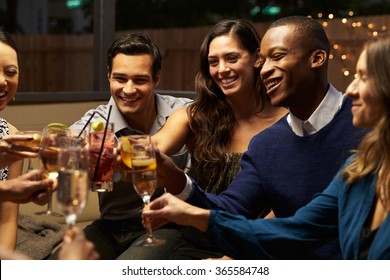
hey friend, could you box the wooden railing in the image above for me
[10,14,390,96]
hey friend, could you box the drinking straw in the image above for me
[93,105,112,181]
[77,111,96,138]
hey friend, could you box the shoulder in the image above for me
[167,107,189,123]
[252,116,290,140]
[155,93,193,109]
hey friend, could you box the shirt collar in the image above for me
[109,94,176,136]
[150,94,174,134]
[287,84,345,136]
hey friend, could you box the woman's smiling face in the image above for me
[346,49,384,129]
[0,41,19,111]
[208,34,259,98]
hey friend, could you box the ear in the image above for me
[254,48,261,68]
[310,49,327,69]
[154,72,161,87]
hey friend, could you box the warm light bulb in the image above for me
[329,54,334,59]
[373,31,378,36]
[342,18,348,24]
[328,14,334,19]
[341,54,347,60]
[322,21,328,27]
[348,11,354,16]
[317,12,323,18]
[382,26,387,31]
[343,70,350,76]
[368,23,374,29]
[333,44,339,50]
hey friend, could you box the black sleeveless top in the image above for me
[359,201,379,259]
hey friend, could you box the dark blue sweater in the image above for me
[188,98,367,259]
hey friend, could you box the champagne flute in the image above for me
[130,135,165,246]
[57,146,89,229]
[36,126,70,216]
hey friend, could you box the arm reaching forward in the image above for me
[143,193,210,232]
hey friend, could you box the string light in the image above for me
[314,11,388,82]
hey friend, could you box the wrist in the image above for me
[192,207,210,232]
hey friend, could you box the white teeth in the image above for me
[0,92,6,97]
[265,79,281,90]
[221,77,237,84]
[119,94,140,102]
[122,97,137,102]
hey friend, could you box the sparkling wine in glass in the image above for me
[36,125,70,216]
[130,135,165,246]
[57,147,89,228]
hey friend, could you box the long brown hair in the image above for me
[342,33,390,207]
[188,19,265,185]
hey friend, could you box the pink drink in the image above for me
[89,123,115,192]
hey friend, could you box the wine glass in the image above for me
[57,146,89,229]
[130,135,166,246]
[35,126,70,216]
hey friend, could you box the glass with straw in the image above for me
[88,107,115,192]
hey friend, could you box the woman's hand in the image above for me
[0,135,40,168]
[0,169,53,204]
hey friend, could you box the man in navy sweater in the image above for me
[156,16,367,259]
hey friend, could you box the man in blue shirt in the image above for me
[156,16,367,259]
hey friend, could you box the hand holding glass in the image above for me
[130,135,165,246]
[14,130,42,171]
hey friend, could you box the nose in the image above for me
[260,59,272,80]
[123,80,136,94]
[0,73,6,86]
[345,78,358,98]
[218,61,230,73]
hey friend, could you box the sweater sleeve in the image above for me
[206,173,342,259]
[187,146,269,219]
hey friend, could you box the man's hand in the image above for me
[143,193,210,232]
[155,149,187,194]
